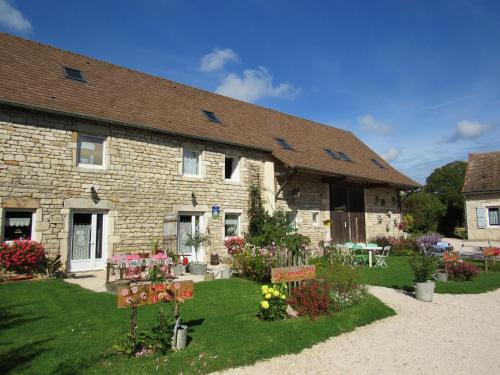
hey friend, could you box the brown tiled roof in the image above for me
[0,33,418,188]
[463,151,500,193]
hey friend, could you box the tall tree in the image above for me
[403,191,446,233]
[425,160,467,235]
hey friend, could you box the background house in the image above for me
[463,151,500,240]
[0,33,418,272]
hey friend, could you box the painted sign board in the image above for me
[271,265,316,283]
[211,205,220,219]
[117,280,194,308]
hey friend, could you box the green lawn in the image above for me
[0,278,394,375]
[358,256,500,294]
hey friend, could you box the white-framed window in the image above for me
[488,207,499,226]
[183,149,201,177]
[2,210,36,242]
[224,213,240,237]
[312,211,320,226]
[224,156,240,181]
[77,134,105,168]
[286,211,297,230]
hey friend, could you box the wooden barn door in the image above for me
[330,183,366,243]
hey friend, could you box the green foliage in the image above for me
[140,304,176,354]
[425,160,467,235]
[42,254,64,279]
[232,245,277,282]
[403,191,446,233]
[285,233,311,256]
[249,210,289,247]
[0,279,394,374]
[248,184,267,238]
[408,254,438,282]
[257,283,288,321]
[184,232,211,262]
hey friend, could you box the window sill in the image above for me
[181,175,204,182]
[75,166,108,174]
[224,179,242,185]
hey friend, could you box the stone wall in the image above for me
[275,168,330,250]
[465,193,500,240]
[0,106,271,268]
[364,187,403,240]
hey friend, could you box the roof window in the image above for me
[371,158,385,168]
[275,138,293,150]
[337,151,353,162]
[324,149,340,160]
[63,67,85,82]
[203,110,221,123]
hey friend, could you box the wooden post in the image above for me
[106,262,111,284]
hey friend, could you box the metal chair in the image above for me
[374,246,390,268]
[353,247,368,266]
[338,244,354,265]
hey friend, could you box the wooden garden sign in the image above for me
[117,280,194,308]
[271,265,316,283]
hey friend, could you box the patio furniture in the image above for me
[337,244,354,265]
[374,246,391,268]
[353,248,368,266]
[344,242,383,267]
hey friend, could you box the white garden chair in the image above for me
[374,246,390,268]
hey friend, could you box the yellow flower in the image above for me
[261,285,268,292]
[268,288,274,294]
[261,301,270,309]
[273,290,280,297]
[265,293,272,300]
[280,294,286,300]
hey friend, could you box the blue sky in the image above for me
[1,0,500,183]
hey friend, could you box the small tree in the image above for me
[403,191,446,233]
[248,184,268,238]
[184,233,210,263]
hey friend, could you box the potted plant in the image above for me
[183,233,210,275]
[409,254,438,302]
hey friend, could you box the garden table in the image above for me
[344,244,382,267]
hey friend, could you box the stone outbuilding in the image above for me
[463,151,500,240]
[0,33,418,272]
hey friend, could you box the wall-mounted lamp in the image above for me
[191,192,197,206]
[90,186,100,204]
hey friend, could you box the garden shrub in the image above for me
[314,259,365,311]
[409,254,438,282]
[257,283,288,321]
[288,279,331,319]
[371,235,418,256]
[415,232,442,254]
[0,240,46,274]
[446,261,480,281]
[232,244,279,282]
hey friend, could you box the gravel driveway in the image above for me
[216,286,500,375]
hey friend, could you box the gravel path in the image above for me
[216,286,500,375]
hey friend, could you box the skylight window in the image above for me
[203,110,221,123]
[337,152,353,162]
[63,67,85,82]
[324,149,340,160]
[275,138,293,150]
[371,158,385,168]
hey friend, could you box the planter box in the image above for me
[189,262,207,275]
[415,281,435,302]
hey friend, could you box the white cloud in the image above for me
[215,67,300,103]
[0,0,32,33]
[199,48,239,72]
[449,120,495,142]
[381,147,401,162]
[357,114,391,135]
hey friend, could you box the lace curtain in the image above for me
[183,150,199,175]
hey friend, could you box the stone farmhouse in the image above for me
[463,151,500,240]
[0,34,418,272]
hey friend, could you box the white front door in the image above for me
[177,214,204,262]
[70,212,107,272]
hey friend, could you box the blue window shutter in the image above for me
[476,207,486,229]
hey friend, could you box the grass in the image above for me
[0,278,394,375]
[358,256,500,294]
